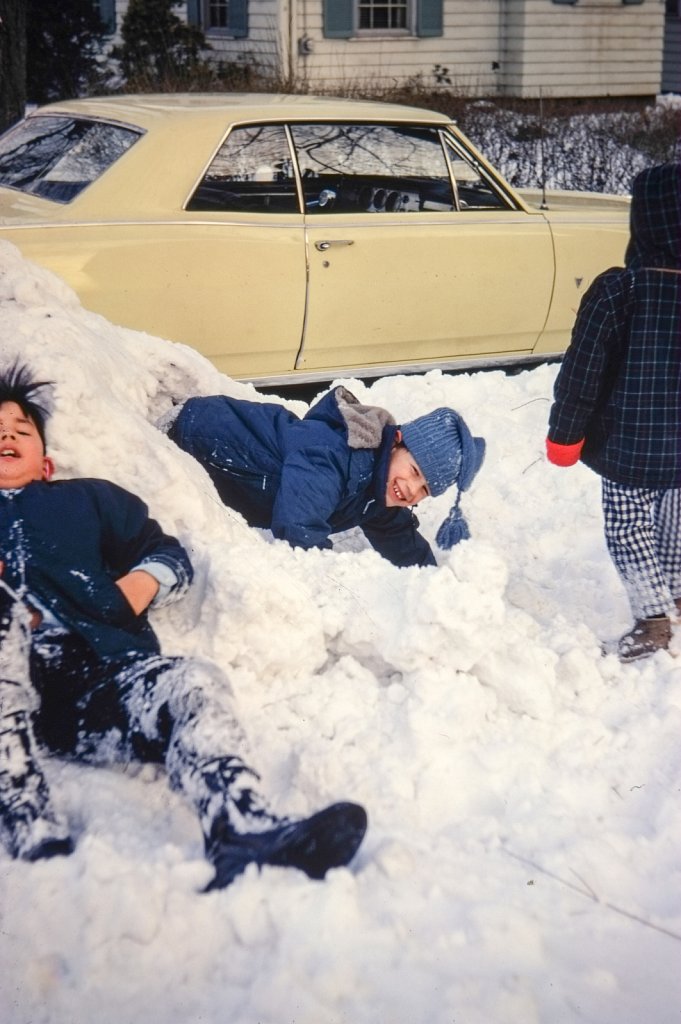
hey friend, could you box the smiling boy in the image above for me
[0,364,366,884]
[164,385,485,566]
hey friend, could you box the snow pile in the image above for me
[0,240,679,1024]
[465,95,681,195]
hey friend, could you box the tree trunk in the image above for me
[0,0,27,133]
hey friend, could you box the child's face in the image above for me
[385,438,429,507]
[0,402,53,489]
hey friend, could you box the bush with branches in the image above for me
[115,0,212,90]
[26,0,106,103]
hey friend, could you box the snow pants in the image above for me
[602,479,681,619]
[0,594,269,859]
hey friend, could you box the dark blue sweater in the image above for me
[0,479,192,658]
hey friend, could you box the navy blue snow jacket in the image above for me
[0,479,193,658]
[168,385,436,568]
[548,162,681,487]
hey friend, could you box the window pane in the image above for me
[187,124,299,213]
[291,123,455,213]
[0,116,141,203]
[444,136,511,211]
[358,0,408,29]
[208,0,229,28]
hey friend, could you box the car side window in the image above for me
[187,124,298,213]
[289,123,455,214]
[443,136,513,211]
[0,116,141,203]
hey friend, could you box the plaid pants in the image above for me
[602,479,681,619]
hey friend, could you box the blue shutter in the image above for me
[323,0,353,38]
[417,0,443,36]
[98,0,116,33]
[186,0,201,25]
[229,0,249,36]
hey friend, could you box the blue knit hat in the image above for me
[400,407,485,549]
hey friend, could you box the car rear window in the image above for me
[0,115,141,203]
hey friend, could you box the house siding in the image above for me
[287,0,501,93]
[203,0,281,76]
[499,0,666,98]
[105,0,667,99]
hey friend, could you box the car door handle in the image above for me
[315,240,355,251]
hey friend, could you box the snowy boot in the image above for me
[0,705,74,860]
[204,800,368,891]
[0,598,73,860]
[184,753,366,890]
[617,616,672,663]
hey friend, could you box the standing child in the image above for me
[546,162,681,662]
[0,363,366,886]
[163,385,485,566]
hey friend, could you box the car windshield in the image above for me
[0,115,141,203]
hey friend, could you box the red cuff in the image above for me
[546,437,584,467]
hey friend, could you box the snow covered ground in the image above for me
[0,238,679,1024]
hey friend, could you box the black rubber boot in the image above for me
[204,801,367,891]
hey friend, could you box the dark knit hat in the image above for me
[400,407,485,549]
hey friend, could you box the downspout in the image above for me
[287,0,297,86]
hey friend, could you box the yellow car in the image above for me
[0,93,629,386]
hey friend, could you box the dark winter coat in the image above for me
[0,479,192,658]
[168,386,436,568]
[548,162,681,488]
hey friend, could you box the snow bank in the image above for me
[0,240,679,1024]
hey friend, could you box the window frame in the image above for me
[356,0,412,36]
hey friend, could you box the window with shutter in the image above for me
[190,0,249,35]
[323,0,442,37]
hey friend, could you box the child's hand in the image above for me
[116,570,160,616]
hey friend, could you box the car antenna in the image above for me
[539,89,549,211]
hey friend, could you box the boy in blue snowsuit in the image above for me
[166,385,485,563]
[0,364,366,886]
[546,162,681,662]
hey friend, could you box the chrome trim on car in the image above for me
[243,351,564,388]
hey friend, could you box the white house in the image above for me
[99,0,672,98]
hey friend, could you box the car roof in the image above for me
[37,93,452,131]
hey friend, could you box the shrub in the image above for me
[115,0,210,89]
[26,0,106,103]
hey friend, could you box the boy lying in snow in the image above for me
[164,385,485,566]
[0,363,366,887]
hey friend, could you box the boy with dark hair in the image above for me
[0,363,366,885]
[546,162,681,662]
[163,385,485,566]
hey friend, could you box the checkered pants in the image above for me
[602,479,681,619]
